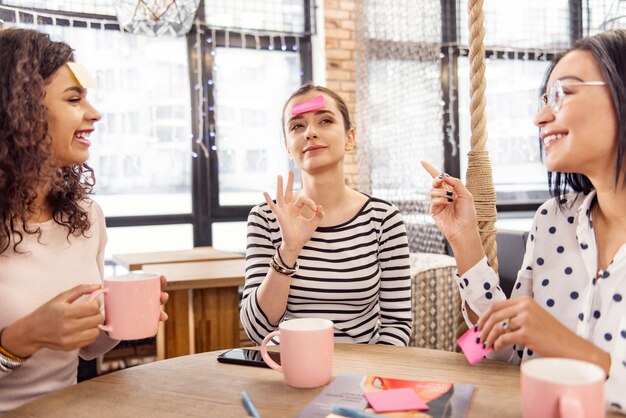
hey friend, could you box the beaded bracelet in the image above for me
[269,254,298,277]
[276,248,297,270]
[273,250,299,273]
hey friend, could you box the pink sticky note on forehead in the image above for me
[457,327,493,366]
[364,388,429,413]
[291,95,325,115]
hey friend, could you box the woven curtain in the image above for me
[355,0,446,254]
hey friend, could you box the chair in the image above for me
[495,229,529,297]
[409,252,460,351]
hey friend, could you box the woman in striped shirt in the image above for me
[240,84,412,346]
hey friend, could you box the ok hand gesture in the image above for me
[263,171,325,264]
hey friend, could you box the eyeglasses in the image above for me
[539,79,607,113]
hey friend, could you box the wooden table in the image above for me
[9,344,619,418]
[112,246,243,271]
[143,259,246,359]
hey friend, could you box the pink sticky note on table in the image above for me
[457,326,493,365]
[291,95,324,115]
[364,388,429,413]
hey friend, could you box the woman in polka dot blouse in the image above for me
[423,29,626,413]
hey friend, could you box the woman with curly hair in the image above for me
[0,28,167,411]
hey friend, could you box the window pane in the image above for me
[37,26,193,216]
[365,0,441,43]
[583,0,626,35]
[458,0,570,49]
[3,0,116,15]
[211,222,246,253]
[213,47,300,206]
[105,224,194,266]
[458,57,551,205]
[203,0,306,33]
[365,60,444,202]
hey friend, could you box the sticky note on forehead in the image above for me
[291,95,324,115]
[66,62,97,88]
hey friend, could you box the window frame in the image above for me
[440,0,584,213]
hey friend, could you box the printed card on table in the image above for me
[297,374,474,418]
[364,387,429,413]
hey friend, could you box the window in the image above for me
[445,0,625,210]
[204,0,307,33]
[457,56,551,206]
[2,0,116,15]
[213,47,301,206]
[105,224,194,263]
[458,0,571,50]
[245,149,267,172]
[2,2,313,256]
[583,0,626,35]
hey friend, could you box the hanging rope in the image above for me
[453,0,499,346]
[466,0,498,273]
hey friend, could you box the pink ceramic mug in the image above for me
[88,273,161,340]
[261,318,334,388]
[521,358,606,418]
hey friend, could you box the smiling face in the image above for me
[44,64,101,167]
[282,91,355,175]
[533,50,617,178]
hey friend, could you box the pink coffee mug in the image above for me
[521,357,606,418]
[88,273,161,340]
[261,318,334,388]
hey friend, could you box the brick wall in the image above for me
[324,0,359,190]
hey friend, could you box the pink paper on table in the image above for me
[364,388,429,413]
[457,327,493,365]
[291,95,324,115]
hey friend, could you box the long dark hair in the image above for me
[541,29,626,204]
[0,28,95,254]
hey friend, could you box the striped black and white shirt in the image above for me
[240,195,413,346]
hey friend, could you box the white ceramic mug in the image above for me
[89,273,161,340]
[260,318,334,388]
[521,358,606,418]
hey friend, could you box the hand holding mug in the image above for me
[158,275,169,322]
[1,284,105,358]
[88,273,164,340]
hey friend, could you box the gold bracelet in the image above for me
[0,328,28,362]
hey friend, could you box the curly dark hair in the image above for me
[0,28,95,254]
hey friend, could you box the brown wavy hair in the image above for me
[0,28,95,254]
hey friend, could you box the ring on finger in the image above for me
[501,318,511,333]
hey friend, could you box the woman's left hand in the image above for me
[477,296,580,357]
[159,275,169,322]
[477,296,611,373]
